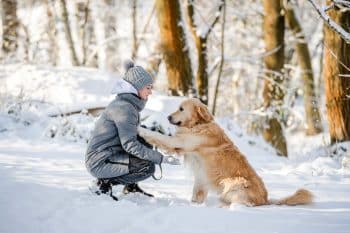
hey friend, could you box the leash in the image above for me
[152,163,163,180]
[109,189,119,201]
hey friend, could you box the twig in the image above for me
[211,0,225,115]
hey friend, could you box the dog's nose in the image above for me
[167,115,172,122]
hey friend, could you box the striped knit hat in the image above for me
[123,60,153,91]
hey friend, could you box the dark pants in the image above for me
[108,136,155,185]
[108,156,155,185]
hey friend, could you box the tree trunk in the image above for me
[77,0,90,65]
[45,0,58,65]
[186,1,207,104]
[78,0,99,68]
[1,0,19,56]
[262,0,288,156]
[323,1,350,144]
[91,1,106,69]
[195,36,209,104]
[59,0,79,66]
[285,4,323,135]
[131,0,137,60]
[186,0,223,105]
[155,0,194,96]
[104,0,118,70]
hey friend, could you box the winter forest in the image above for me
[1,0,350,232]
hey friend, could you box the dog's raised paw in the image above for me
[137,126,148,137]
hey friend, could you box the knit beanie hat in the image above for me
[123,60,153,91]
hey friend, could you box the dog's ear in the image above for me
[196,104,213,123]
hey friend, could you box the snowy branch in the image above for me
[307,0,350,44]
[211,0,225,115]
[186,0,223,39]
[206,1,224,37]
[333,0,350,9]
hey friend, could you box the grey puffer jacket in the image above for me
[85,93,163,178]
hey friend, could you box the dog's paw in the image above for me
[137,126,149,137]
[191,188,208,204]
[163,155,181,165]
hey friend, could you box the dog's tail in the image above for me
[268,189,313,206]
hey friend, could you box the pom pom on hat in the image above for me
[124,59,135,72]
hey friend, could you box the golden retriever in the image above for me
[138,98,313,206]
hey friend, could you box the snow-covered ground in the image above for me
[1,65,350,233]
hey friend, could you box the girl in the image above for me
[85,61,163,200]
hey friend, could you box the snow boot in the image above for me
[97,179,112,194]
[90,179,119,201]
[123,183,154,197]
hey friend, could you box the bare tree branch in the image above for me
[333,0,350,9]
[211,0,226,115]
[187,0,223,38]
[206,1,224,37]
[307,0,350,43]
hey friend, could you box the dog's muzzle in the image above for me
[168,115,181,126]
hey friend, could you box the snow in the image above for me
[1,65,350,233]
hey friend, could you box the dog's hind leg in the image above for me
[219,177,252,206]
[220,177,250,193]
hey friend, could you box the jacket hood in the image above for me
[111,78,138,96]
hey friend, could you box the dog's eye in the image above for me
[179,107,184,112]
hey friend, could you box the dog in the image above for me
[138,98,313,206]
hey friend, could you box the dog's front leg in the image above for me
[138,126,166,145]
[191,183,208,204]
[138,127,195,153]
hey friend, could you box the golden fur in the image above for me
[138,98,313,206]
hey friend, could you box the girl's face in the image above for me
[138,84,153,100]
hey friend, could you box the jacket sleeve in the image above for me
[109,104,163,164]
